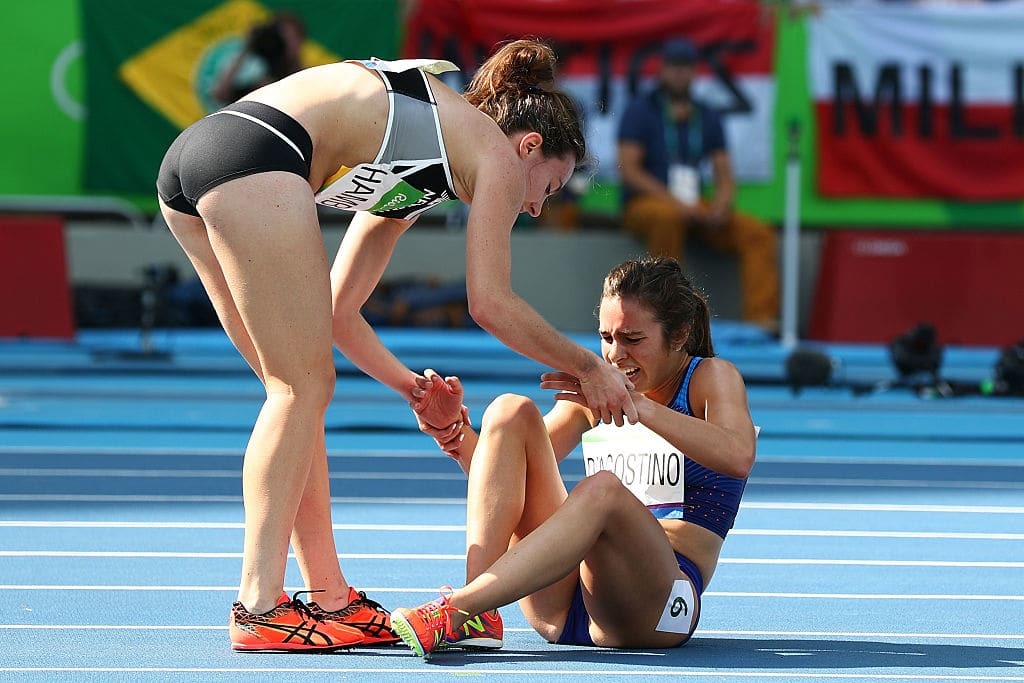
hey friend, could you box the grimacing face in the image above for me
[598,295,684,400]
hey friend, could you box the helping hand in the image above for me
[541,364,637,426]
[410,369,464,429]
[414,403,469,457]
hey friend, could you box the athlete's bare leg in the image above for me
[162,172,342,613]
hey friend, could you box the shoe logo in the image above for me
[258,618,332,646]
[460,615,486,636]
[285,620,327,646]
[349,614,396,639]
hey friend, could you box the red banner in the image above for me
[809,230,1024,346]
[0,215,75,339]
[402,0,776,183]
[402,0,773,76]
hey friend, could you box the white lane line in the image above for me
[8,520,1024,540]
[2,521,1021,540]
[0,521,464,531]
[0,446,433,458]
[0,624,1021,640]
[0,668,1022,679]
[705,592,1024,601]
[4,445,1024,470]
[731,530,1024,540]
[748,477,1024,490]
[755,456,1024,468]
[0,468,466,481]
[4,468,1022,490]
[0,551,463,559]
[719,559,1024,568]
[1,584,1021,601]
[742,502,1024,514]
[0,495,467,503]
[3,496,1024,513]
[1,551,1021,568]
[699,629,1024,640]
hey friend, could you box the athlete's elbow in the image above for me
[467,293,504,331]
[726,446,756,479]
[331,306,361,347]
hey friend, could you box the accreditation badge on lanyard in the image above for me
[580,422,684,518]
[664,101,702,206]
[668,164,700,206]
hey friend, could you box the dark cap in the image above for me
[662,37,698,65]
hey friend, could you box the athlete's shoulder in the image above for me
[690,357,745,390]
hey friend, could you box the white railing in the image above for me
[0,195,151,231]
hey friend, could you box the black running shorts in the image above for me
[156,101,314,217]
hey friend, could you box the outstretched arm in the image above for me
[331,213,460,427]
[463,165,637,426]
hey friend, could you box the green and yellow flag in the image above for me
[81,0,397,196]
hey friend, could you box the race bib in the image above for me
[315,163,451,217]
[655,579,699,634]
[581,422,684,517]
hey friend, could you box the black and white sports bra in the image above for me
[314,58,460,220]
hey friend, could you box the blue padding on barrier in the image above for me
[0,327,1004,384]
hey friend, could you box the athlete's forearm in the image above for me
[469,290,598,379]
[333,310,419,399]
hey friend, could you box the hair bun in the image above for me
[462,37,586,166]
[502,39,556,92]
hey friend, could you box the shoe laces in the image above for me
[314,590,391,618]
[347,589,392,617]
[415,586,469,630]
[287,590,326,621]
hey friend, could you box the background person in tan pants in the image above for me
[617,38,779,331]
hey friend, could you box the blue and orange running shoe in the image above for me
[390,587,469,658]
[306,587,400,646]
[229,591,364,652]
[444,608,503,649]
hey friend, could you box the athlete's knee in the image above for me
[567,470,630,514]
[480,393,543,434]
[264,359,336,409]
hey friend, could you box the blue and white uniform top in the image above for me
[314,58,461,220]
[580,356,748,538]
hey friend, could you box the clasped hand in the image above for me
[540,363,638,426]
[410,368,468,456]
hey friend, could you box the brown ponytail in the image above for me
[464,39,587,166]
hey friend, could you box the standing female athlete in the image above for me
[156,39,636,652]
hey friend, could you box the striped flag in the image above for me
[809,2,1024,200]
